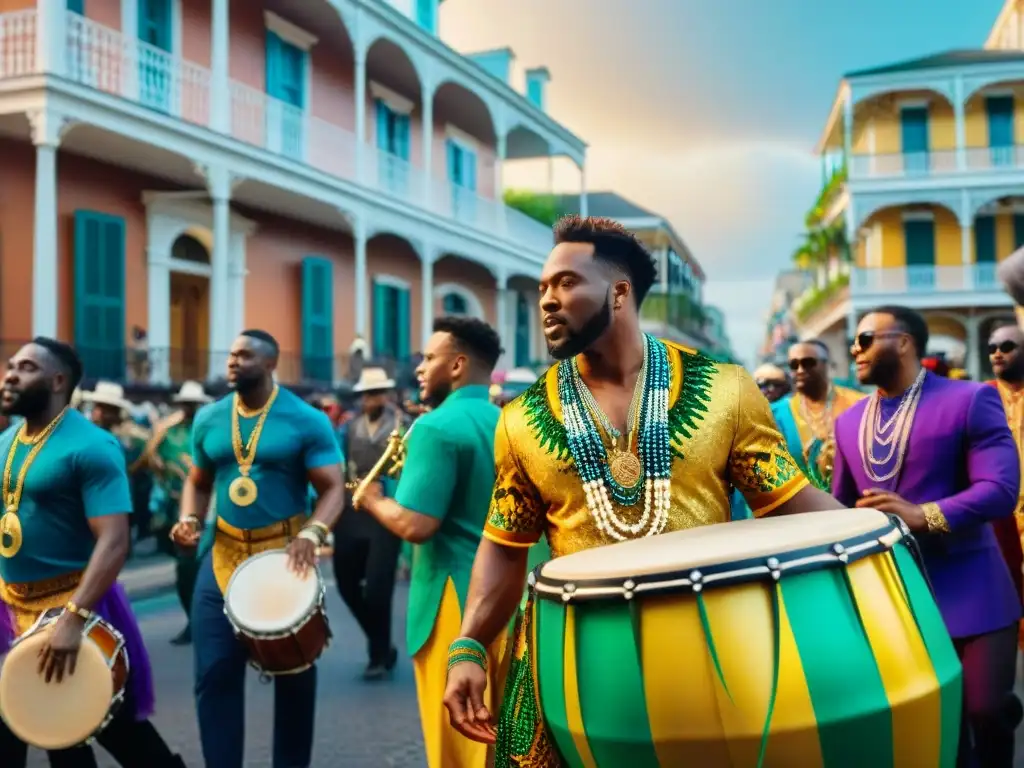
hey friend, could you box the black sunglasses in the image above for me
[756,378,786,389]
[851,330,905,352]
[788,357,821,372]
[989,340,1019,356]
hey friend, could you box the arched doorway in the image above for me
[442,292,468,314]
[169,234,210,381]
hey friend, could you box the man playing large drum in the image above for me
[442,216,841,766]
[170,330,345,768]
[0,338,183,767]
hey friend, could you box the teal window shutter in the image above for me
[372,279,389,358]
[974,216,997,263]
[375,99,390,152]
[465,148,477,192]
[301,256,334,383]
[396,114,411,161]
[446,139,459,183]
[1014,214,1024,249]
[443,293,468,314]
[74,211,126,380]
[67,0,84,14]
[397,288,411,360]
[265,32,280,97]
[903,219,936,266]
[986,96,1015,148]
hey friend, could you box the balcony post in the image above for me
[959,190,973,297]
[421,78,434,206]
[953,75,966,171]
[35,0,66,76]
[494,266,509,367]
[842,88,853,167]
[354,42,367,182]
[420,247,436,351]
[579,157,589,216]
[207,165,233,377]
[210,0,230,133]
[353,213,368,338]
[28,109,70,338]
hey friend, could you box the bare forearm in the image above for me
[459,539,529,646]
[363,497,435,543]
[310,482,345,530]
[769,485,843,516]
[72,529,129,612]
[180,479,210,523]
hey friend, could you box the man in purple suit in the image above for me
[833,305,1022,768]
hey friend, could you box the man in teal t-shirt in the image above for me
[358,316,505,768]
[170,330,344,768]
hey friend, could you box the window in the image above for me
[446,139,477,191]
[375,99,411,159]
[372,279,411,360]
[137,0,172,113]
[266,31,307,159]
[302,257,334,383]
[67,0,84,13]
[900,106,930,174]
[974,216,997,263]
[443,292,468,315]
[171,234,210,264]
[986,95,1015,167]
[74,211,126,380]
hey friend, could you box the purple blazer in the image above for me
[833,373,1022,639]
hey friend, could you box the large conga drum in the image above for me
[529,508,962,767]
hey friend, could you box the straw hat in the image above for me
[353,367,395,393]
[83,381,130,410]
[172,380,212,404]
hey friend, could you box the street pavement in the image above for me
[27,564,428,768]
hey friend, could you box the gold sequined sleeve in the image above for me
[482,409,546,548]
[728,366,809,516]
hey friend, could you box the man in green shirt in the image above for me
[358,316,505,768]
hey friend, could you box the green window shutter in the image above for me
[74,210,125,380]
[397,287,411,360]
[974,216,997,263]
[372,279,389,358]
[1013,214,1024,250]
[301,256,333,383]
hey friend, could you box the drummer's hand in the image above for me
[443,661,496,744]
[38,612,84,684]
[856,489,927,532]
[169,518,200,548]
[286,536,318,578]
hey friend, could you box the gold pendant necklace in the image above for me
[608,443,643,488]
[229,386,279,507]
[0,409,68,558]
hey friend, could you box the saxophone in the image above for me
[347,418,419,509]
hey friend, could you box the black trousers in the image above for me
[332,514,403,666]
[955,621,1021,768]
[0,694,182,767]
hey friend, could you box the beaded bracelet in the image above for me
[447,637,488,671]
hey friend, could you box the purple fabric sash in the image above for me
[0,582,155,721]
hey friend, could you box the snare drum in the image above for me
[0,609,129,750]
[224,550,331,675]
[529,508,963,767]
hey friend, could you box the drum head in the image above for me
[540,508,891,583]
[226,550,320,633]
[0,629,114,750]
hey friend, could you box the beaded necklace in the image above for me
[557,334,672,542]
[858,368,926,485]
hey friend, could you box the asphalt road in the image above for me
[26,573,427,768]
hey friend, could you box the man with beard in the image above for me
[332,366,409,680]
[986,323,1024,645]
[170,330,345,768]
[773,339,865,490]
[832,306,1022,768]
[357,315,504,768]
[143,380,213,645]
[442,215,841,766]
[0,338,183,767]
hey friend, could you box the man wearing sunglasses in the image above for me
[771,340,865,491]
[985,324,1024,647]
[752,363,790,403]
[832,305,1022,768]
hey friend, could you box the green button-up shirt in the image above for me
[394,384,500,655]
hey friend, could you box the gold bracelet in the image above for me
[308,520,331,537]
[921,502,950,534]
[296,528,322,545]
[65,601,94,621]
[178,515,200,527]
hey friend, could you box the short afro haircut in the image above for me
[553,215,658,305]
[31,337,84,402]
[240,329,280,359]
[433,315,503,372]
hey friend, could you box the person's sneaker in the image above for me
[170,625,192,646]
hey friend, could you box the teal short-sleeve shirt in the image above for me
[394,385,500,656]
[191,387,342,530]
[0,409,133,584]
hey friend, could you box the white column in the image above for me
[421,81,434,205]
[420,251,434,349]
[208,167,232,375]
[965,315,982,382]
[494,133,506,199]
[953,76,966,171]
[579,159,588,216]
[354,45,367,181]
[28,111,65,338]
[210,0,230,132]
[495,267,509,366]
[36,0,66,76]
[354,214,368,337]
[146,245,171,384]
[121,0,139,99]
[228,233,247,338]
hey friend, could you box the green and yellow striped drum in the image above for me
[526,508,963,767]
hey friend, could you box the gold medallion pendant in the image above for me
[0,511,23,558]
[229,476,258,507]
[609,450,643,488]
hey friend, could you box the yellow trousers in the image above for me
[413,578,509,768]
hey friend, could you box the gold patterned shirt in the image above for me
[483,342,809,558]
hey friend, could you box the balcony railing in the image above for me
[851,264,1001,295]
[849,147,1024,180]
[0,10,553,253]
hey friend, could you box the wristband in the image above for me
[447,637,488,671]
[65,601,94,622]
[296,528,322,545]
[308,520,331,537]
[178,515,200,527]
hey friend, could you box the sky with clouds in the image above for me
[439,0,1005,364]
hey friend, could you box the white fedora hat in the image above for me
[353,367,396,393]
[84,381,130,410]
[173,380,212,404]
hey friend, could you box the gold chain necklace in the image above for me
[228,385,279,507]
[0,408,69,558]
[797,387,835,443]
[858,370,925,484]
